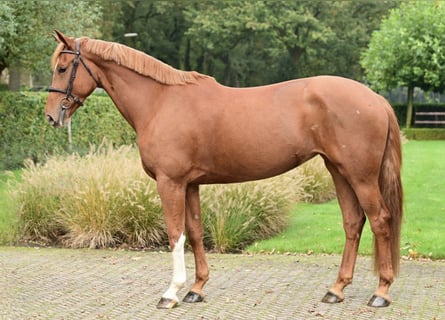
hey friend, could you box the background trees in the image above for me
[109,0,398,86]
[0,0,102,91]
[1,0,401,89]
[361,1,445,128]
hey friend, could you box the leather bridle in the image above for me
[48,40,100,122]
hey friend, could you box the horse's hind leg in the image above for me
[322,160,366,304]
[354,183,394,307]
[183,184,209,303]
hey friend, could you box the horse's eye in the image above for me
[58,67,67,74]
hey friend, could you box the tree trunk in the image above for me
[287,46,305,78]
[222,54,231,86]
[8,64,21,92]
[406,85,414,128]
[184,39,191,71]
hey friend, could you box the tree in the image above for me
[88,0,397,87]
[310,0,401,80]
[185,0,281,85]
[361,1,445,128]
[0,1,16,76]
[106,0,190,70]
[185,0,399,85]
[0,0,102,91]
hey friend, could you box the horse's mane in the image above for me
[52,37,210,85]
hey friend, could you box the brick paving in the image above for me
[0,247,444,320]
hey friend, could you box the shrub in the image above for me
[201,176,296,253]
[11,145,335,252]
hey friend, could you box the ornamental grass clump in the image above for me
[13,145,334,251]
[201,180,293,253]
[13,144,165,248]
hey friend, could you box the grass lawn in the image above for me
[248,140,445,259]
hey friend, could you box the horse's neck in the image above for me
[99,63,162,132]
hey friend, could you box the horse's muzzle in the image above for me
[46,113,63,127]
[47,100,72,127]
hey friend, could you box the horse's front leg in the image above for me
[182,184,209,303]
[155,176,187,309]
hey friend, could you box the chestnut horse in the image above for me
[45,31,403,309]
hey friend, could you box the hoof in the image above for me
[367,294,391,308]
[321,291,344,304]
[183,291,204,303]
[156,297,178,309]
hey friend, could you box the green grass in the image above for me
[247,200,374,255]
[248,140,445,259]
[0,170,20,244]
[400,140,445,259]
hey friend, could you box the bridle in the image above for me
[48,40,101,123]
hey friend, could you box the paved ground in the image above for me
[0,247,444,320]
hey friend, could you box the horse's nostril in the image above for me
[46,114,56,125]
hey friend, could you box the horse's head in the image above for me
[45,30,100,127]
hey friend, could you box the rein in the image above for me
[48,40,100,121]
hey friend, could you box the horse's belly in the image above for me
[194,144,315,184]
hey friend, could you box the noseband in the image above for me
[48,40,100,118]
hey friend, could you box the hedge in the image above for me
[0,92,135,170]
[402,128,445,140]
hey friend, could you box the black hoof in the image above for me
[321,291,344,304]
[183,291,204,303]
[367,294,391,308]
[156,297,178,309]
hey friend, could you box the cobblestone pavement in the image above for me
[1,247,444,320]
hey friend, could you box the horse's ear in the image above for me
[53,30,74,49]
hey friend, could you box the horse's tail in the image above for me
[376,100,403,277]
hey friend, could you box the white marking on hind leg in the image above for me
[162,233,186,302]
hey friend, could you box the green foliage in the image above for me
[0,92,67,169]
[361,1,445,92]
[108,0,398,86]
[0,0,102,82]
[0,92,135,170]
[9,146,334,252]
[2,0,400,88]
[68,94,136,153]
